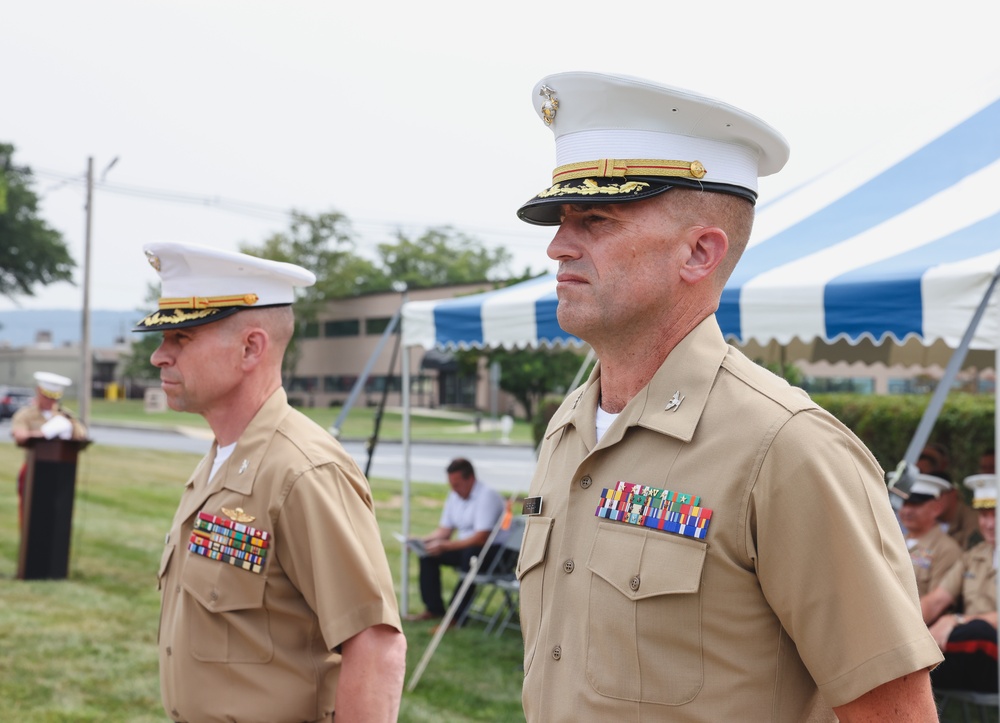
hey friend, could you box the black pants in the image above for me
[418,545,498,620]
[931,619,999,693]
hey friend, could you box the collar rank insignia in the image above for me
[238,459,249,475]
[665,390,685,412]
[596,480,712,540]
[188,511,271,574]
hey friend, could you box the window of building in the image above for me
[325,375,359,392]
[289,376,320,392]
[301,321,320,338]
[365,316,396,335]
[365,375,402,393]
[323,319,360,337]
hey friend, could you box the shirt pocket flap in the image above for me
[516,516,553,580]
[588,522,706,601]
[181,551,266,613]
[157,543,175,590]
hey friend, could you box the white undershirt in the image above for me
[209,442,237,483]
[595,406,619,443]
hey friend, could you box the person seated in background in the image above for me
[921,473,998,693]
[919,443,983,550]
[900,474,962,597]
[980,448,995,475]
[409,458,506,626]
[10,371,88,525]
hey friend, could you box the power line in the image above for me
[28,166,550,250]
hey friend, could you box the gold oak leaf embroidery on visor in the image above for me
[141,308,223,326]
[536,180,651,199]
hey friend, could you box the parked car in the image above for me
[0,386,34,420]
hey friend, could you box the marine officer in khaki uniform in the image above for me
[10,371,88,525]
[134,242,405,723]
[922,473,998,693]
[899,473,963,596]
[513,72,943,721]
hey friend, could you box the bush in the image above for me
[813,393,995,490]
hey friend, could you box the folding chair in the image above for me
[457,515,525,634]
[935,688,1000,723]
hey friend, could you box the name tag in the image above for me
[522,496,543,516]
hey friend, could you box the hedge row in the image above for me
[533,392,995,493]
[813,393,995,486]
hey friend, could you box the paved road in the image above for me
[0,420,538,493]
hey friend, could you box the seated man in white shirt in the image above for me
[410,458,505,625]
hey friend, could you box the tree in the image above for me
[375,227,513,289]
[240,210,383,306]
[0,143,75,300]
[459,345,592,421]
[121,284,162,382]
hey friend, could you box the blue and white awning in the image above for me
[402,273,577,350]
[403,90,1000,353]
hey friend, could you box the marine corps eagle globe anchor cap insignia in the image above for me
[517,72,790,226]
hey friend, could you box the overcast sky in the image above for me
[4,0,999,312]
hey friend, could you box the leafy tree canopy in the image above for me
[0,143,75,300]
[375,227,513,289]
[458,345,592,421]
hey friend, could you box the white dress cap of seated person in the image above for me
[133,241,316,332]
[905,473,953,504]
[517,71,790,226]
[964,474,998,510]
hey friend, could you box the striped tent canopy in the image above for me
[402,88,1000,360]
[402,272,577,350]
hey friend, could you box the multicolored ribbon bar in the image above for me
[188,539,264,573]
[595,480,712,540]
[194,517,269,553]
[190,529,267,568]
[189,511,271,573]
[197,511,270,546]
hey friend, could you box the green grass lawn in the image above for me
[0,441,526,722]
[86,398,535,446]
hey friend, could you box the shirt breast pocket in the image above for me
[586,522,706,706]
[181,551,272,664]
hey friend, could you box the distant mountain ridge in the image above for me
[0,309,143,348]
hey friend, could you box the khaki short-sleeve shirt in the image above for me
[517,316,942,722]
[908,523,963,597]
[158,388,401,723]
[940,539,997,617]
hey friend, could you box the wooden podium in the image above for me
[17,437,90,580]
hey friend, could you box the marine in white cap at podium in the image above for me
[133,241,405,723]
[513,71,942,722]
[10,371,88,525]
[921,473,999,693]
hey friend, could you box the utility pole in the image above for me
[80,156,118,426]
[80,157,94,426]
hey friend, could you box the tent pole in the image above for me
[401,337,412,617]
[995,342,1000,698]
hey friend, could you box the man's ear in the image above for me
[679,226,729,284]
[241,328,269,370]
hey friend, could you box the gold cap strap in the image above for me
[553,158,707,184]
[973,497,997,509]
[158,294,259,310]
